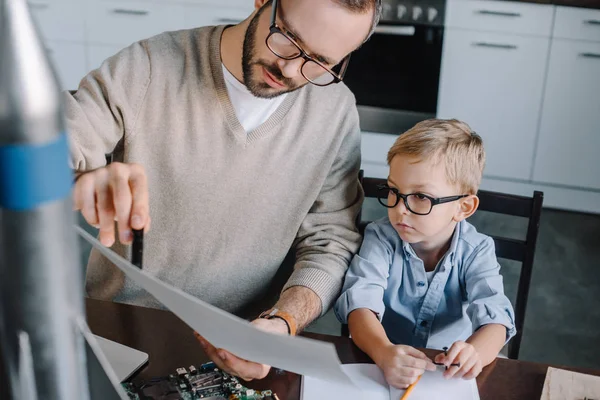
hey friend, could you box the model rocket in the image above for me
[0,0,90,398]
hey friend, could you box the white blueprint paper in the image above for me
[76,226,353,386]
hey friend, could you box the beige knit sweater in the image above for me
[66,25,363,317]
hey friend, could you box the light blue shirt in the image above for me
[334,217,516,350]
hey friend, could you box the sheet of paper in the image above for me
[302,364,480,400]
[390,369,480,400]
[301,364,390,400]
[76,226,353,386]
[540,367,600,400]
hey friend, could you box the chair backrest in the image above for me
[353,173,543,360]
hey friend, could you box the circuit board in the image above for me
[122,362,279,400]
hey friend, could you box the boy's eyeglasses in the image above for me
[265,0,350,87]
[377,184,469,216]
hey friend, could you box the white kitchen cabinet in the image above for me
[553,6,600,42]
[437,29,550,180]
[360,131,399,179]
[86,1,185,46]
[361,131,398,164]
[532,39,600,190]
[180,0,255,8]
[28,0,85,42]
[45,41,87,91]
[87,44,129,72]
[445,0,554,37]
[182,4,251,30]
[115,0,254,8]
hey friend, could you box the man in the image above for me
[69,0,381,380]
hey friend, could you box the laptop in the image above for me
[93,335,149,382]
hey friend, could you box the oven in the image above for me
[344,0,446,135]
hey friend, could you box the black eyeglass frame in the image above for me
[266,0,350,87]
[376,184,469,216]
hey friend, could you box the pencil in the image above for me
[400,375,422,400]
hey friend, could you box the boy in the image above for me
[334,119,516,389]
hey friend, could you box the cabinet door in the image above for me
[437,29,550,180]
[445,0,554,37]
[45,41,87,91]
[532,40,600,190]
[179,0,255,9]
[87,44,129,72]
[86,1,184,46]
[28,0,85,42]
[182,5,252,30]
[361,131,399,165]
[553,6,600,42]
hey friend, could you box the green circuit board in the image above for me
[122,362,279,400]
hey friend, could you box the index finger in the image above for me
[109,167,134,244]
[400,355,433,371]
[128,164,149,231]
[402,346,429,360]
[445,342,466,366]
[402,347,436,371]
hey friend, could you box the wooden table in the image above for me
[84,298,600,399]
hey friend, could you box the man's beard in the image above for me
[241,6,303,99]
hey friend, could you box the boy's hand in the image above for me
[374,344,436,389]
[435,341,482,380]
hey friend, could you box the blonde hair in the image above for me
[387,119,485,195]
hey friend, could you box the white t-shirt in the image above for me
[222,64,287,133]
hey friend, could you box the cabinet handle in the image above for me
[584,19,600,26]
[473,42,518,50]
[580,52,600,59]
[216,18,243,24]
[374,25,416,36]
[28,2,49,10]
[476,10,521,17]
[112,8,149,16]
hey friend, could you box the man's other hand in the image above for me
[194,317,289,381]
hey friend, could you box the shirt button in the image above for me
[417,281,426,287]
[420,320,428,327]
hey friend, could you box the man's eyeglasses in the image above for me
[377,184,469,216]
[266,0,350,87]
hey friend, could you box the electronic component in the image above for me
[122,362,279,400]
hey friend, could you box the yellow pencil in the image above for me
[400,375,422,400]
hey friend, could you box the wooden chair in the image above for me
[343,173,543,360]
